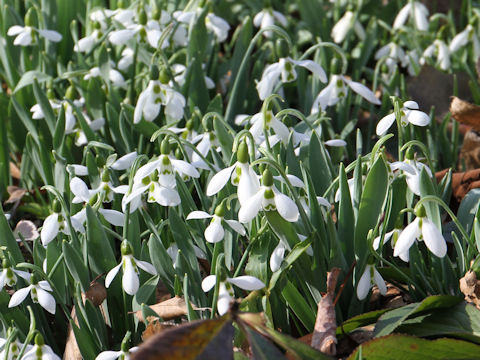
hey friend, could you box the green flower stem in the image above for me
[400,140,435,171]
[17,307,36,360]
[299,41,348,74]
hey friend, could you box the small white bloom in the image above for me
[84,67,127,88]
[7,25,62,46]
[331,11,365,43]
[174,11,230,42]
[41,211,85,246]
[449,24,480,59]
[9,275,56,314]
[105,241,157,296]
[95,346,138,360]
[420,39,450,71]
[311,74,380,114]
[249,109,290,144]
[202,274,265,315]
[376,100,430,136]
[23,334,60,360]
[256,57,327,100]
[356,264,387,300]
[0,260,30,289]
[171,63,215,89]
[393,2,429,31]
[393,207,447,260]
[253,9,287,38]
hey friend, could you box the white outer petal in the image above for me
[291,59,327,83]
[237,164,261,205]
[421,218,447,257]
[270,242,286,272]
[70,177,90,202]
[136,259,157,275]
[393,4,411,29]
[122,258,139,295]
[217,282,231,316]
[206,164,236,196]
[36,287,56,314]
[95,351,123,360]
[373,268,387,295]
[98,209,125,227]
[105,263,121,288]
[376,113,396,136]
[8,286,32,308]
[238,188,265,223]
[201,274,217,292]
[37,29,62,42]
[225,219,246,236]
[325,139,347,147]
[41,213,60,245]
[186,211,212,220]
[345,78,381,105]
[171,159,200,178]
[204,219,225,243]
[110,152,137,170]
[356,266,372,300]
[406,110,430,127]
[227,276,265,290]
[274,191,299,222]
[394,218,420,256]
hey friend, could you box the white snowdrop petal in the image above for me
[227,276,265,290]
[98,209,125,227]
[95,351,123,360]
[225,219,246,236]
[270,242,286,272]
[421,219,447,258]
[293,59,327,83]
[38,29,62,42]
[394,218,420,257]
[238,189,265,223]
[38,280,53,292]
[356,266,372,300]
[111,152,137,170]
[373,230,395,250]
[325,139,347,147]
[14,30,32,46]
[390,161,416,175]
[376,113,396,136]
[105,264,122,288]
[393,4,411,29]
[136,260,157,275]
[205,221,225,243]
[186,211,212,220]
[70,177,90,202]
[206,164,236,196]
[217,283,231,316]
[41,213,60,246]
[403,100,419,109]
[37,288,56,314]
[346,79,381,105]
[274,192,300,222]
[9,286,31,308]
[7,25,25,36]
[407,110,430,127]
[237,164,261,206]
[154,186,181,206]
[171,159,200,178]
[373,268,387,295]
[316,196,331,208]
[201,275,217,292]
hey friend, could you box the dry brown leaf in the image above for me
[9,163,21,180]
[63,307,82,360]
[136,296,198,322]
[142,318,174,341]
[5,186,27,204]
[85,281,107,307]
[450,96,480,130]
[460,271,480,310]
[13,220,39,241]
[436,168,480,202]
[311,268,341,356]
[459,130,480,170]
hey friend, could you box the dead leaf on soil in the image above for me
[9,163,21,180]
[5,186,27,204]
[436,168,480,202]
[142,318,175,341]
[459,270,480,310]
[13,220,39,241]
[450,96,480,130]
[135,296,200,322]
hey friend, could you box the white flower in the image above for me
[420,39,450,71]
[374,228,409,262]
[0,337,31,360]
[187,204,245,243]
[331,11,365,43]
[202,274,265,315]
[105,241,157,296]
[449,24,480,59]
[402,157,432,196]
[393,207,447,259]
[393,2,429,31]
[270,241,286,272]
[311,74,380,114]
[109,151,138,171]
[118,47,135,70]
[41,211,85,246]
[9,275,56,314]
[167,244,206,265]
[206,142,260,205]
[253,9,287,38]
[249,109,290,144]
[174,11,230,43]
[238,170,299,223]
[376,100,430,136]
[256,57,327,100]
[7,25,62,46]
[356,264,387,300]
[96,347,138,360]
[189,131,220,170]
[84,67,127,88]
[30,100,62,120]
[134,80,185,124]
[23,334,60,360]
[74,29,102,53]
[0,260,30,289]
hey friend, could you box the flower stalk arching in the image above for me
[400,140,435,172]
[232,130,256,163]
[299,41,348,75]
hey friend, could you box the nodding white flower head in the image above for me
[0,334,32,360]
[84,67,127,89]
[206,142,260,205]
[449,24,480,59]
[171,63,215,90]
[202,274,265,315]
[311,74,380,114]
[374,219,409,262]
[256,57,327,100]
[174,11,230,43]
[187,203,246,243]
[167,243,206,266]
[399,149,432,196]
[393,205,447,260]
[253,8,287,38]
[420,39,450,71]
[249,108,291,144]
[22,334,61,360]
[105,240,157,296]
[269,235,314,273]
[393,2,429,31]
[0,258,30,290]
[8,273,56,314]
[134,68,186,124]
[7,25,62,46]
[238,169,300,223]
[376,100,430,136]
[331,10,366,43]
[356,263,387,300]
[95,342,138,360]
[41,200,85,246]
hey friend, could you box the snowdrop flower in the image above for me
[30,100,62,120]
[85,170,129,203]
[105,240,157,296]
[249,108,290,144]
[74,29,103,53]
[189,130,220,170]
[449,24,480,59]
[84,67,127,89]
[239,169,299,223]
[41,201,85,246]
[253,8,287,38]
[256,57,327,100]
[356,263,387,300]
[374,226,409,262]
[375,42,407,74]
[9,273,56,314]
[202,274,265,315]
[0,333,31,360]
[187,203,245,243]
[393,2,429,31]
[399,150,432,196]
[109,151,139,171]
[134,69,186,124]
[331,10,365,43]
[7,25,62,46]
[394,205,447,259]
[171,63,215,89]
[311,74,380,114]
[174,11,230,42]
[206,142,260,205]
[22,334,60,360]
[96,344,138,360]
[118,47,135,70]
[420,39,450,71]
[376,100,430,136]
[167,244,206,265]
[0,259,30,290]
